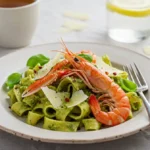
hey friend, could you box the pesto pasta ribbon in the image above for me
[47,85,57,91]
[69,102,91,120]
[23,95,38,108]
[57,77,86,93]
[8,85,27,105]
[27,111,44,126]
[33,103,45,114]
[7,89,17,106]
[56,107,73,121]
[24,69,35,78]
[33,97,50,114]
[43,105,56,118]
[13,85,22,102]
[20,76,34,86]
[35,89,46,98]
[126,92,142,111]
[82,118,101,131]
[43,117,80,132]
[11,102,31,116]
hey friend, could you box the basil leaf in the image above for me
[6,73,22,88]
[119,78,137,92]
[27,54,50,68]
[78,54,93,62]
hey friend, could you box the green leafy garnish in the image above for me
[6,73,22,89]
[26,54,50,68]
[78,54,93,62]
[119,78,137,92]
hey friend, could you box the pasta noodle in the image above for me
[56,107,73,121]
[20,76,34,86]
[11,102,31,116]
[57,77,86,93]
[69,102,90,120]
[23,95,38,108]
[43,105,56,118]
[82,118,101,131]
[43,117,80,132]
[27,111,44,126]
[33,103,45,114]
[13,85,22,102]
[7,89,17,105]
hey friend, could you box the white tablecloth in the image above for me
[0,0,150,149]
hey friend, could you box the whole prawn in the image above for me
[22,59,70,97]
[61,40,131,126]
[22,48,98,97]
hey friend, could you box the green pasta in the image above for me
[7,89,17,106]
[69,102,91,120]
[43,117,80,132]
[126,92,142,111]
[13,85,22,102]
[33,97,50,114]
[40,97,51,105]
[57,77,86,93]
[127,111,133,120]
[20,76,34,86]
[23,95,38,108]
[27,111,44,126]
[11,102,31,116]
[47,85,57,91]
[82,118,101,131]
[56,107,73,121]
[19,86,27,93]
[43,105,56,118]
[33,103,45,114]
[35,89,45,98]
[24,69,35,78]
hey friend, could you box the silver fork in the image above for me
[123,63,150,119]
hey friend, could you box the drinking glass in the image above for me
[106,0,150,43]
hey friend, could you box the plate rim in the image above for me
[0,41,150,61]
[0,41,150,144]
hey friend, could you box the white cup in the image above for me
[0,0,40,48]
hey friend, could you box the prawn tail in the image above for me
[22,69,72,98]
[117,107,130,120]
[89,94,113,126]
[89,94,101,115]
[22,73,58,97]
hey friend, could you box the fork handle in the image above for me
[138,91,150,119]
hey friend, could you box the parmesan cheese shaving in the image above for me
[63,20,87,31]
[63,11,89,21]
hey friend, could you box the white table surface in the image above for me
[0,0,150,149]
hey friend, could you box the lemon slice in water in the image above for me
[107,0,150,17]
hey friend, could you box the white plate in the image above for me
[0,42,150,144]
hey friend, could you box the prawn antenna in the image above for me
[50,49,65,54]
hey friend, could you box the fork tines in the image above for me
[123,63,148,91]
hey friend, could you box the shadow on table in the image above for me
[0,129,150,150]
